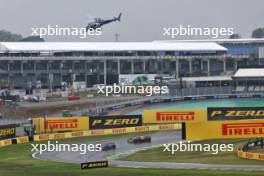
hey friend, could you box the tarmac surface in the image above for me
[33,131,264,171]
[35,131,181,163]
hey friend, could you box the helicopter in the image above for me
[86,13,122,30]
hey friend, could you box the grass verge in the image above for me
[121,139,264,165]
[0,134,264,176]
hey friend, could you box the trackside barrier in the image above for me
[15,136,29,144]
[237,148,264,161]
[0,136,30,147]
[97,94,264,113]
[33,124,181,141]
[0,139,12,148]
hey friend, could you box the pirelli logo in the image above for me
[39,134,50,141]
[112,128,126,134]
[54,133,66,139]
[33,117,88,133]
[91,130,105,135]
[159,124,174,130]
[222,122,264,136]
[71,131,84,137]
[135,126,150,132]
[156,112,195,122]
[144,109,206,123]
[44,119,78,130]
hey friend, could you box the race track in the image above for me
[35,131,181,164]
[33,130,264,171]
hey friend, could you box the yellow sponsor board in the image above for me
[186,120,264,140]
[33,134,54,141]
[70,131,86,138]
[32,117,89,133]
[16,136,29,144]
[0,139,12,147]
[144,109,207,123]
[33,130,90,141]
[237,149,264,161]
[53,133,67,139]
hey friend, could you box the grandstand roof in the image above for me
[0,42,227,52]
[233,68,264,78]
[182,76,232,82]
[155,38,264,44]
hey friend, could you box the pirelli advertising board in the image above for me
[208,107,264,121]
[0,124,16,140]
[143,109,207,123]
[186,120,264,140]
[32,117,89,133]
[89,115,142,129]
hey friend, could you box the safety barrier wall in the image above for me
[33,124,181,141]
[87,93,264,113]
[15,136,29,144]
[0,123,180,148]
[0,136,30,148]
[0,139,12,147]
[2,93,264,147]
[33,115,144,133]
[237,148,264,161]
[30,93,264,135]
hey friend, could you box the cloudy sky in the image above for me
[0,0,263,42]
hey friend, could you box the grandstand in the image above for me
[233,68,264,93]
[0,39,264,92]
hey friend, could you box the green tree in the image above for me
[252,28,264,38]
[0,30,45,42]
[0,30,23,41]
[229,33,241,39]
[19,36,44,42]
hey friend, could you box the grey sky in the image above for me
[0,0,263,42]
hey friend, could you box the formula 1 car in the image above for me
[101,143,116,151]
[127,136,151,144]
